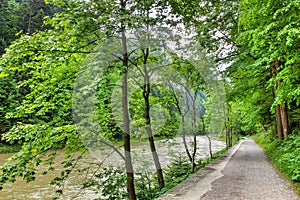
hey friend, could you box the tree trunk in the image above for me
[225,121,229,149]
[270,59,289,139]
[143,48,165,190]
[171,85,193,164]
[236,131,239,142]
[169,81,195,172]
[229,126,233,147]
[191,92,197,172]
[27,13,31,34]
[275,104,283,140]
[182,115,193,163]
[227,107,232,147]
[121,30,136,200]
[280,104,290,137]
[201,117,212,159]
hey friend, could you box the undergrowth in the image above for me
[77,147,229,200]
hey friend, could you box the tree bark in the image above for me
[27,13,31,34]
[191,91,197,172]
[270,59,289,139]
[201,117,212,159]
[121,29,136,199]
[225,123,229,149]
[182,115,193,163]
[227,106,232,147]
[275,104,283,140]
[171,84,193,164]
[122,71,136,200]
[280,104,289,137]
[143,48,165,190]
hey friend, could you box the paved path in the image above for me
[158,139,300,200]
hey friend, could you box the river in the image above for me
[0,136,225,199]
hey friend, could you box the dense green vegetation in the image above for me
[0,0,299,199]
[0,0,57,55]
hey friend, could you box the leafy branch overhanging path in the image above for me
[158,139,300,200]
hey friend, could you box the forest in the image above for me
[0,0,299,199]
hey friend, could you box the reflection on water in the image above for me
[0,136,225,199]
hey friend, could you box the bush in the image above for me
[276,133,300,182]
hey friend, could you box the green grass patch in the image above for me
[253,132,300,194]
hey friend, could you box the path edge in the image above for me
[157,140,244,199]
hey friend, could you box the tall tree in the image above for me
[237,0,300,137]
[0,0,186,198]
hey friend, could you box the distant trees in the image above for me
[190,0,300,139]
[0,0,57,55]
[0,0,18,55]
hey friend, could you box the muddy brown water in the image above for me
[0,136,225,199]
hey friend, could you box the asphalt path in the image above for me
[158,138,300,200]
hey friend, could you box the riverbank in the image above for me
[0,136,226,199]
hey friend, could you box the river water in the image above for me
[0,136,225,199]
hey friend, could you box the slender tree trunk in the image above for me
[227,107,232,147]
[122,72,136,200]
[201,117,212,159]
[229,126,233,147]
[223,106,229,149]
[121,30,136,200]
[182,115,193,162]
[280,104,289,137]
[207,134,212,159]
[143,48,164,189]
[275,104,283,140]
[27,14,31,34]
[169,82,195,171]
[171,84,193,163]
[225,121,229,149]
[191,92,197,172]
